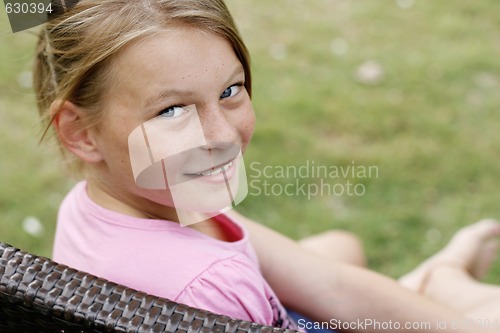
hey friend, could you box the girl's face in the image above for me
[88,26,255,220]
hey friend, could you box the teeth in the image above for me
[197,161,233,176]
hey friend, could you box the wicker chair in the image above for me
[0,242,296,333]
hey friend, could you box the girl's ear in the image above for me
[51,100,103,163]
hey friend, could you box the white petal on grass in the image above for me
[269,43,287,61]
[327,196,350,219]
[474,72,498,89]
[355,60,384,85]
[396,0,414,9]
[22,216,45,237]
[425,228,442,245]
[17,70,32,89]
[331,38,349,56]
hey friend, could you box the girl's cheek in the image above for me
[247,109,256,135]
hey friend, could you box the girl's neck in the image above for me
[86,179,234,242]
[86,179,178,221]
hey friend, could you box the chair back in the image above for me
[0,242,291,333]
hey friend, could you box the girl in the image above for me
[35,0,500,331]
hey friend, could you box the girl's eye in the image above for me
[158,105,187,118]
[220,84,242,99]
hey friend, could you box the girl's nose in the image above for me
[198,104,238,148]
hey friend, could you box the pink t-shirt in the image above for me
[53,181,299,330]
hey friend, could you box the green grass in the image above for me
[1,0,500,283]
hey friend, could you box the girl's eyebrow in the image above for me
[144,89,189,109]
[223,65,245,86]
[144,64,245,109]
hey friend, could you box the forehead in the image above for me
[103,27,242,108]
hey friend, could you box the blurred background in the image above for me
[1,0,500,281]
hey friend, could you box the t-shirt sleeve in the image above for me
[174,254,276,325]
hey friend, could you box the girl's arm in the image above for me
[230,211,497,333]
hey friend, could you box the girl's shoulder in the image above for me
[55,181,261,290]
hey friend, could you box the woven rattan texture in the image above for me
[0,243,294,333]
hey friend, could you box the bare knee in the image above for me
[299,230,367,267]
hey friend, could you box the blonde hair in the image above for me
[34,0,251,164]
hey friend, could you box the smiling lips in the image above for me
[194,161,234,177]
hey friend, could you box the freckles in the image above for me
[246,114,256,129]
[240,123,254,140]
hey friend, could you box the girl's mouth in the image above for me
[195,161,233,177]
[183,158,238,185]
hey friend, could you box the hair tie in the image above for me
[49,0,80,20]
